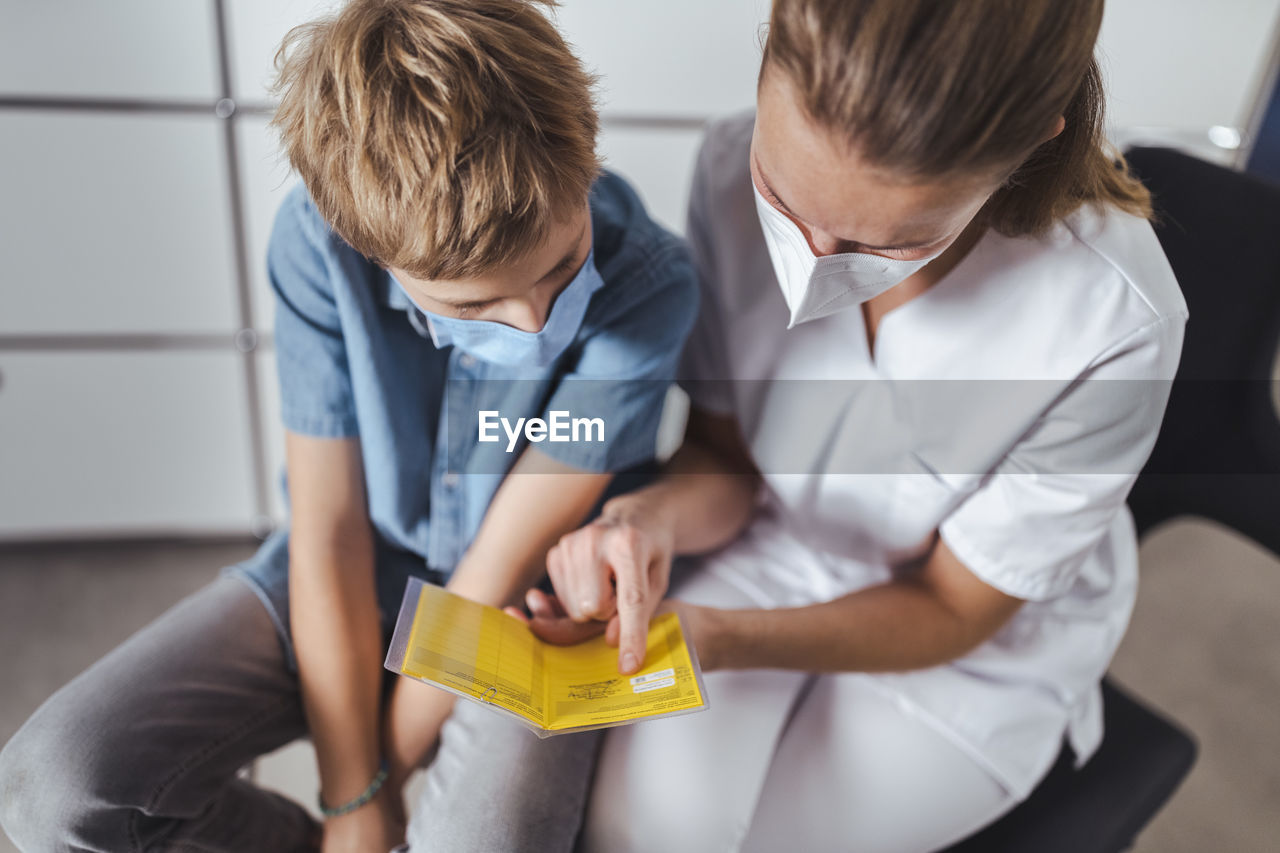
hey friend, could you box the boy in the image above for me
[0,1,697,851]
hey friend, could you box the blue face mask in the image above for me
[396,250,604,368]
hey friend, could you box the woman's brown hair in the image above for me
[763,0,1151,237]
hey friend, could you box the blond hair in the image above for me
[763,0,1152,237]
[271,0,600,279]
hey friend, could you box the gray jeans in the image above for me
[0,575,600,852]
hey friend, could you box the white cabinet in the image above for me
[555,0,770,118]
[0,113,238,336]
[0,352,255,538]
[0,0,219,100]
[236,116,300,335]
[256,349,288,525]
[225,0,345,103]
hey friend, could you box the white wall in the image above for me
[1,0,1277,539]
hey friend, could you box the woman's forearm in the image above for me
[290,523,385,807]
[702,542,1024,674]
[612,438,761,557]
[704,581,977,673]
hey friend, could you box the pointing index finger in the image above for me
[612,560,652,675]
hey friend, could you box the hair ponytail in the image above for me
[980,59,1153,236]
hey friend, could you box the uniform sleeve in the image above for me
[938,314,1187,601]
[536,244,700,473]
[268,187,359,438]
[677,131,737,416]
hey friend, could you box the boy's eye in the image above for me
[455,299,499,317]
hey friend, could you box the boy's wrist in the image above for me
[445,559,516,608]
[318,759,390,819]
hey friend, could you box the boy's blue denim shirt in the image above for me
[225,171,699,669]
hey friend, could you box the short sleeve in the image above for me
[939,315,1187,601]
[269,187,359,438]
[536,245,700,473]
[678,132,737,416]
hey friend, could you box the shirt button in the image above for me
[459,354,476,369]
[441,472,460,489]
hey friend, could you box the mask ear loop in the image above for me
[406,305,444,347]
[422,313,444,348]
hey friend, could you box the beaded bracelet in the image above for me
[318,760,390,819]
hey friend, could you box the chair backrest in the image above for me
[1124,147,1280,558]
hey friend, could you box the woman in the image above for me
[519,0,1188,850]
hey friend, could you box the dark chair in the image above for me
[945,147,1280,852]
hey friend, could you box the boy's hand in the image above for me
[506,594,721,673]
[537,495,677,675]
[504,587,607,645]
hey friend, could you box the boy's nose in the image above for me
[501,298,549,334]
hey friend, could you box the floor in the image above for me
[1,519,1277,852]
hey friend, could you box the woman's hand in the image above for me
[533,494,677,674]
[320,794,405,853]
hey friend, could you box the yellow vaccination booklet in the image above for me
[385,577,709,737]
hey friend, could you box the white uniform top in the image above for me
[681,113,1188,797]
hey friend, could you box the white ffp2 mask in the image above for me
[752,182,943,328]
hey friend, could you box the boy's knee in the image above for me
[405,704,601,853]
[0,705,127,851]
[405,809,568,853]
[1,715,75,850]
[0,730,35,847]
